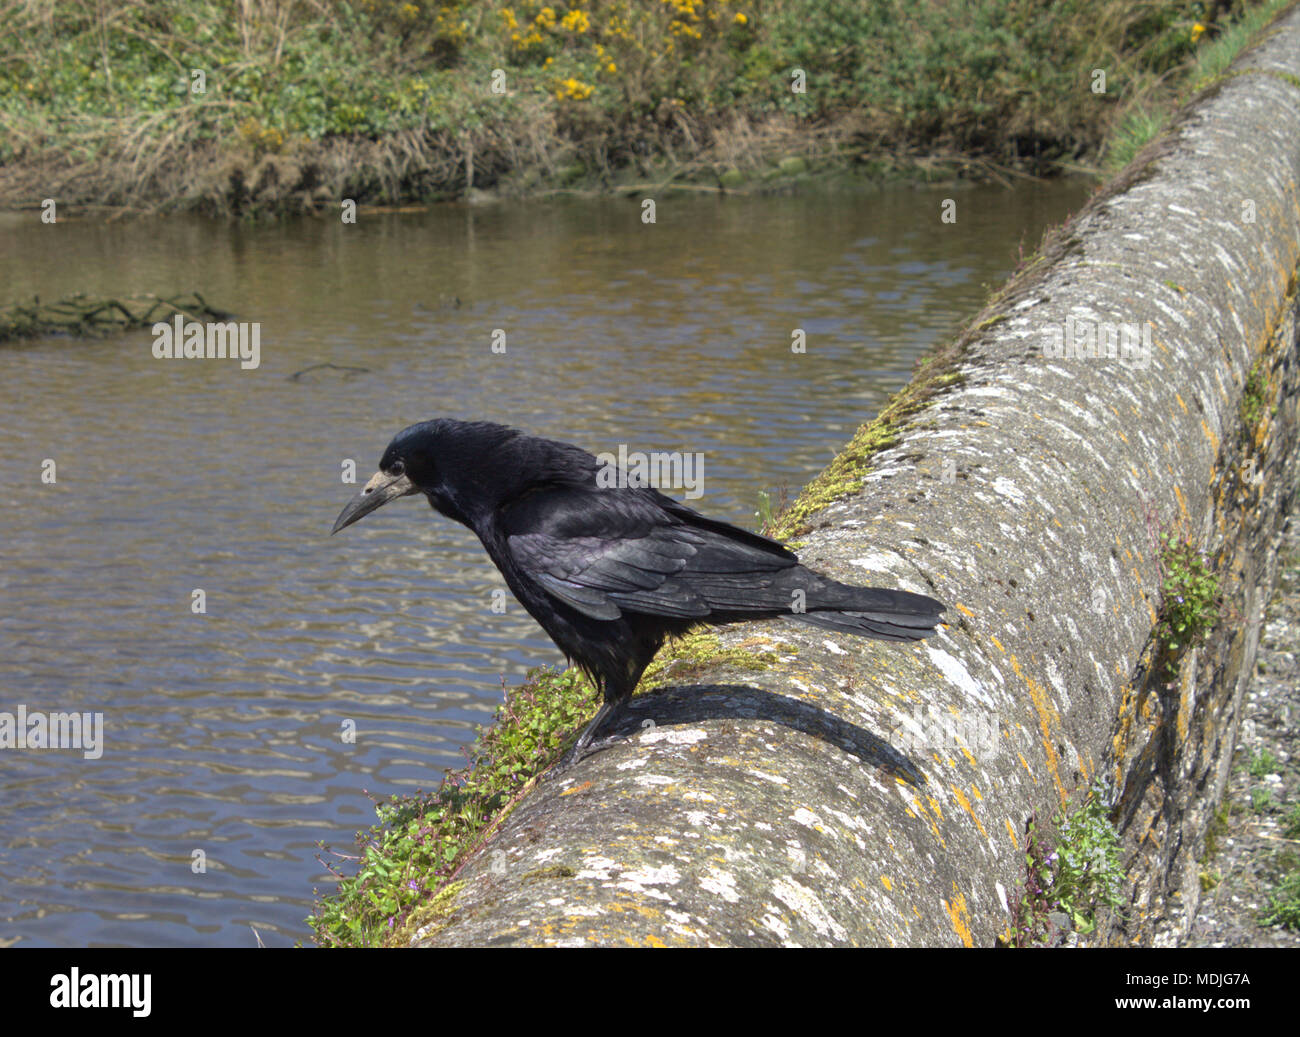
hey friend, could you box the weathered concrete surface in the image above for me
[414,11,1300,947]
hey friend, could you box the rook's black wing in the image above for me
[502,487,799,621]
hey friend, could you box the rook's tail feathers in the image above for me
[791,584,946,642]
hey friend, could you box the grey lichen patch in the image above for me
[523,864,577,882]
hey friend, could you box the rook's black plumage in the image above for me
[332,419,946,756]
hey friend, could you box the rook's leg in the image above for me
[552,699,628,774]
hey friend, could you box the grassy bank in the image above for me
[1,0,1287,215]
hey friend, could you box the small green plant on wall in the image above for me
[1052,783,1126,934]
[1004,781,1126,945]
[1155,534,1219,678]
[1239,357,1268,439]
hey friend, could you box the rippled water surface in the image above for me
[0,180,1089,945]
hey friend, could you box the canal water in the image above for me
[0,179,1089,946]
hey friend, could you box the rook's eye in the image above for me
[390,460,406,477]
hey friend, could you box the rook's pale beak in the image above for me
[331,470,417,534]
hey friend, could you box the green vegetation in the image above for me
[638,628,792,686]
[1101,0,1297,170]
[1248,748,1280,778]
[1004,782,1126,945]
[1260,861,1300,929]
[1048,783,1127,934]
[1242,747,1283,817]
[1240,356,1269,435]
[1155,533,1220,675]
[1284,802,1300,840]
[0,0,1288,213]
[1232,748,1300,933]
[1204,796,1232,856]
[1004,810,1056,946]
[1104,104,1172,173]
[308,664,598,947]
[1251,786,1278,814]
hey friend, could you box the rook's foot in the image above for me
[545,701,627,778]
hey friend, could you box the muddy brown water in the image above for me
[0,180,1089,946]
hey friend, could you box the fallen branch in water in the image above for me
[0,291,234,342]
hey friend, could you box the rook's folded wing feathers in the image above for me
[503,488,798,621]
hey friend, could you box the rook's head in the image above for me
[330,423,433,534]
[330,420,519,534]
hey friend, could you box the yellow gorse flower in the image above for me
[560,9,590,33]
[555,76,594,100]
